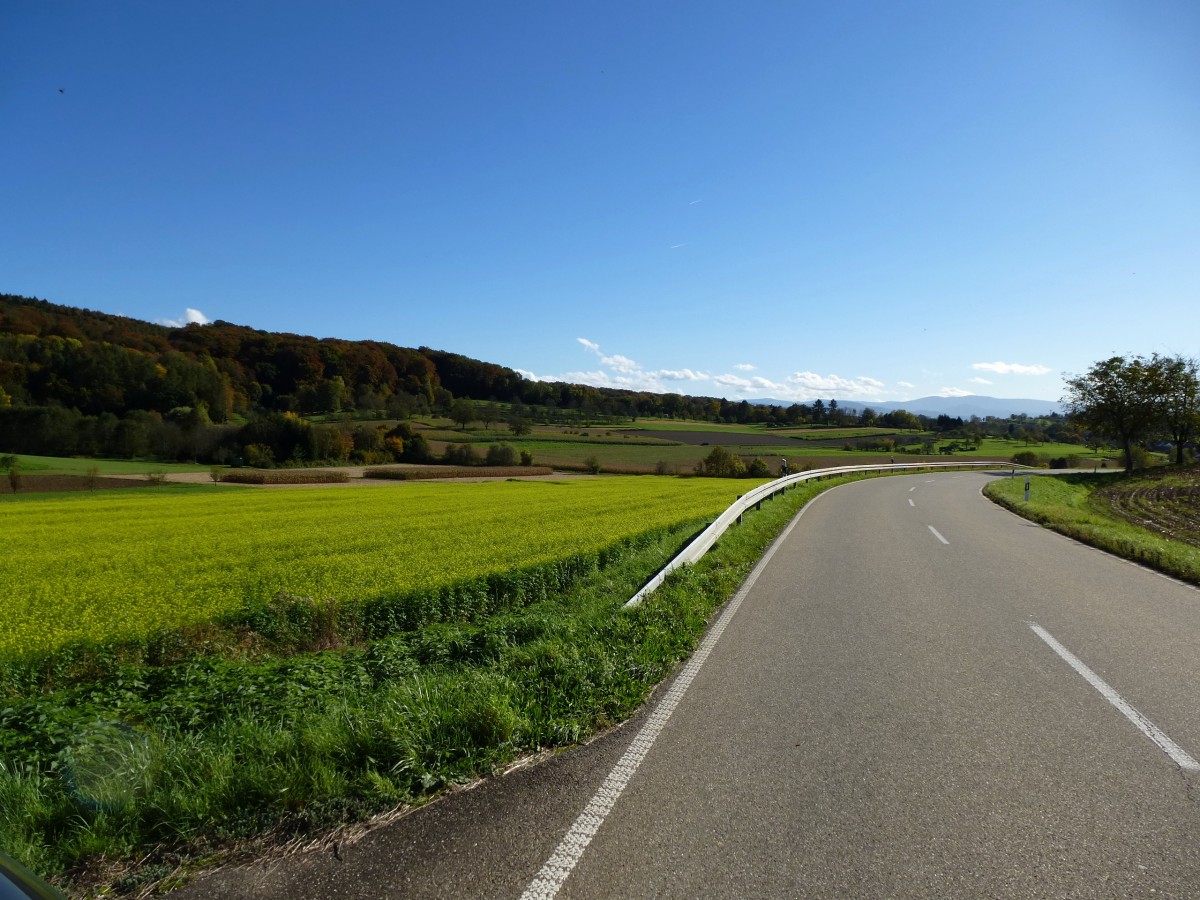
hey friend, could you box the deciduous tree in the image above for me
[1063,355,1164,473]
[1153,353,1199,465]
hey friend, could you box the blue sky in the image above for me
[2,1,1196,404]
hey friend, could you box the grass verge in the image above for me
[0,474,864,896]
[984,472,1200,586]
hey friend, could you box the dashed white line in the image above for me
[908,499,915,507]
[908,486,916,492]
[1029,623,1200,772]
[520,477,835,899]
[927,525,949,544]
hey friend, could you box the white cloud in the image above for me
[712,373,753,389]
[897,381,915,389]
[523,340,897,403]
[786,371,886,397]
[604,354,640,373]
[969,377,993,385]
[937,387,973,397]
[157,307,211,328]
[577,337,640,373]
[657,368,709,381]
[972,361,1051,375]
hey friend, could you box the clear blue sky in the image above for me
[2,1,1197,404]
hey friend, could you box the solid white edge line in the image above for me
[519,483,848,900]
[927,525,949,544]
[1029,623,1200,772]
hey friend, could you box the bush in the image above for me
[486,443,517,466]
[244,443,275,468]
[746,457,771,478]
[583,455,602,475]
[443,444,478,466]
[519,449,534,467]
[697,446,746,477]
[1011,451,1040,467]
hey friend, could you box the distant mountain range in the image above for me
[748,395,1062,419]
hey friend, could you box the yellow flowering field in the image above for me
[1,478,748,656]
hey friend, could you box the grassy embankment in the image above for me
[984,466,1200,586]
[0,474,861,895]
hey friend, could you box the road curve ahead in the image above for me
[176,472,1200,899]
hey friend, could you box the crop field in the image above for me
[1093,466,1200,548]
[1,477,752,657]
[0,454,211,475]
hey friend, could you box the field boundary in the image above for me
[625,461,1024,607]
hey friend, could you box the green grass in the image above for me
[0,473,867,895]
[963,438,1116,460]
[0,454,212,475]
[984,473,1200,585]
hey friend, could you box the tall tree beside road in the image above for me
[1063,355,1165,473]
[1155,353,1200,465]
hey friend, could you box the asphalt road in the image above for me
[174,472,1200,899]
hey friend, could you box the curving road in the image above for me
[176,472,1200,899]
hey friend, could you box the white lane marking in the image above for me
[1029,624,1200,772]
[908,499,915,507]
[908,486,917,492]
[520,478,834,899]
[927,525,949,544]
[924,479,936,483]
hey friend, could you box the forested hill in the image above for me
[0,293,531,421]
[0,294,840,429]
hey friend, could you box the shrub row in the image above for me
[217,470,351,485]
[362,466,554,481]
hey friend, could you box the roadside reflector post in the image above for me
[1024,475,1031,502]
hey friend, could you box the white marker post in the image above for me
[1024,475,1031,502]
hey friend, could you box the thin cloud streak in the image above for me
[972,361,1051,375]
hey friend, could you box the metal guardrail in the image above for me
[623,460,1022,608]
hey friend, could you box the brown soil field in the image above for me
[0,474,157,494]
[1093,466,1200,548]
[620,430,797,447]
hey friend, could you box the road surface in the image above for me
[174,472,1200,899]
